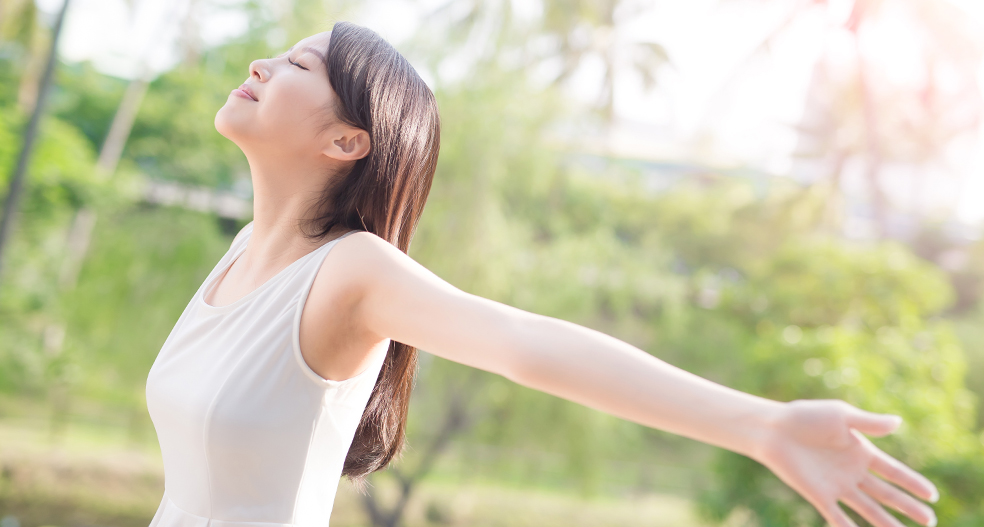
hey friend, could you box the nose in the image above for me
[248,59,270,82]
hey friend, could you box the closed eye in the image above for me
[288,57,308,71]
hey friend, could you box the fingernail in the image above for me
[930,487,940,503]
[927,513,937,527]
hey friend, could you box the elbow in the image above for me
[496,312,553,387]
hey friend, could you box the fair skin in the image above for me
[212,31,940,527]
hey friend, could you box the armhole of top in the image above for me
[291,230,382,388]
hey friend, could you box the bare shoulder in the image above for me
[322,230,423,287]
[332,230,412,263]
[305,231,408,312]
[308,230,458,330]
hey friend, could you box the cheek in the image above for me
[257,83,328,138]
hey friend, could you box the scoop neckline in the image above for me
[199,235,333,313]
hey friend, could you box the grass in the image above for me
[332,477,710,527]
[0,410,713,527]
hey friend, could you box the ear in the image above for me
[322,125,370,161]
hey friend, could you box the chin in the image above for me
[215,99,248,143]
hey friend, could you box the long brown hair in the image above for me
[302,22,440,484]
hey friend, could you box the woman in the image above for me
[145,21,939,527]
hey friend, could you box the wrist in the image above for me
[735,398,786,463]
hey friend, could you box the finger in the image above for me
[842,489,906,527]
[860,474,938,527]
[820,501,860,527]
[864,441,939,503]
[845,406,902,437]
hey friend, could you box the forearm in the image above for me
[506,312,784,461]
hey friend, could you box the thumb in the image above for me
[845,407,902,437]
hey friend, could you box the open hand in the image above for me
[755,399,939,527]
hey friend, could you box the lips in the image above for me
[237,83,258,101]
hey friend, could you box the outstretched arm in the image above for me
[340,233,939,527]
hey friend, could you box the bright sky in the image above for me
[38,0,984,226]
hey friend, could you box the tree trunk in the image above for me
[0,0,71,285]
[97,78,150,175]
[361,371,482,527]
[858,59,889,239]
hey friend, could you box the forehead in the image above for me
[293,31,331,50]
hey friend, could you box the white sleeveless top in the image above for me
[145,221,386,527]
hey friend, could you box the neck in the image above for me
[241,151,345,271]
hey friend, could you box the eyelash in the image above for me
[288,57,308,70]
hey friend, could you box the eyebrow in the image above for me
[284,46,326,63]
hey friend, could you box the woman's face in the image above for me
[214,31,337,158]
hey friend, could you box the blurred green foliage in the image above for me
[1,1,983,526]
[697,237,984,526]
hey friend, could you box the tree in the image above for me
[689,219,984,525]
[0,0,71,284]
[417,0,669,126]
[710,0,984,238]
